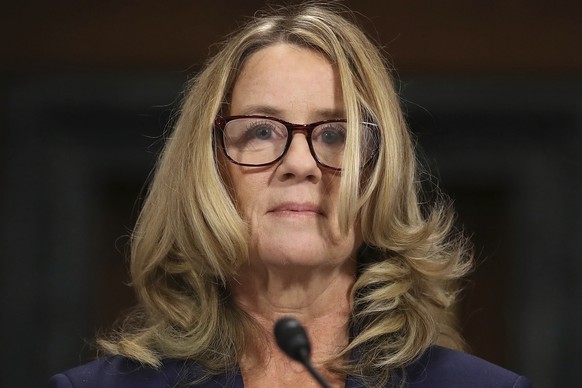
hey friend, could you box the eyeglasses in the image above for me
[214,115,378,171]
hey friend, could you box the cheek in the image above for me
[322,174,342,208]
[227,166,270,219]
[217,155,237,201]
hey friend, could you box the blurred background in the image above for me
[1,1,581,387]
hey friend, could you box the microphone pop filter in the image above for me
[273,316,331,388]
[274,317,311,363]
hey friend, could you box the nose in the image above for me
[276,132,322,183]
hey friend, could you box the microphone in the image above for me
[274,317,332,388]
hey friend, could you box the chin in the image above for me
[252,241,353,269]
[248,223,359,269]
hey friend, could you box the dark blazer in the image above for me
[49,345,532,387]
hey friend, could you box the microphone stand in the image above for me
[301,357,331,388]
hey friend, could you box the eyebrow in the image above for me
[235,105,346,121]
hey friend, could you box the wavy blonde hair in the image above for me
[99,2,472,387]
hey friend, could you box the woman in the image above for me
[50,3,531,387]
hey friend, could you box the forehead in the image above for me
[230,43,344,121]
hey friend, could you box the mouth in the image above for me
[268,202,324,216]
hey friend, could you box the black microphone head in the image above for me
[274,317,311,364]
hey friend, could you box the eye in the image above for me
[244,120,285,141]
[321,129,342,144]
[315,123,346,145]
[253,125,273,140]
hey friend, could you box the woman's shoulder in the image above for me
[50,347,532,387]
[48,356,240,388]
[48,356,185,388]
[401,345,532,387]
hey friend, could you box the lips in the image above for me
[269,202,324,215]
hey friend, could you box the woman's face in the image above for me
[226,43,361,270]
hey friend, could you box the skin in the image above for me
[226,43,361,387]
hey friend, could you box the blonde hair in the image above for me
[99,2,471,387]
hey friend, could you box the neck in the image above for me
[231,259,356,316]
[230,260,355,386]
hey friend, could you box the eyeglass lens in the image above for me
[223,117,348,169]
